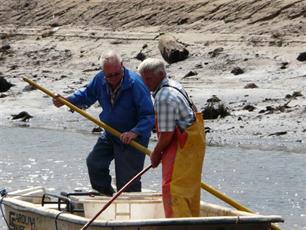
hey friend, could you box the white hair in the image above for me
[99,50,122,67]
[138,58,166,75]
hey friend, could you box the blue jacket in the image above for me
[68,68,155,144]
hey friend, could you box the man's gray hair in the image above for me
[138,58,166,75]
[99,50,122,67]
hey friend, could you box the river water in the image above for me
[0,126,305,230]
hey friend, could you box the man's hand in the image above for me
[150,150,162,168]
[52,94,66,108]
[149,131,174,168]
[120,131,138,144]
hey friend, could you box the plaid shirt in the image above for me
[153,78,195,132]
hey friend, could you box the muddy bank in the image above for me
[1,0,306,35]
[0,0,305,152]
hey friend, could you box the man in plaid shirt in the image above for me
[138,58,205,218]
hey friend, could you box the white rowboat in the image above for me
[0,187,283,230]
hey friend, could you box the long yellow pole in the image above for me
[23,77,281,230]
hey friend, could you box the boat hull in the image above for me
[2,199,282,230]
[1,187,283,230]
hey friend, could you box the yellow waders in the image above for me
[159,112,205,218]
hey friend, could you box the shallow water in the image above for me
[0,126,305,230]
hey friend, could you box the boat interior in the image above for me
[3,186,253,221]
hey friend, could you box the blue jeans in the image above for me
[86,132,147,192]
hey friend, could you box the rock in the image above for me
[297,52,306,61]
[292,91,303,98]
[0,77,15,92]
[204,127,211,133]
[135,44,148,61]
[158,34,189,64]
[244,83,258,89]
[50,21,60,27]
[268,131,287,136]
[177,18,189,25]
[201,103,230,120]
[195,63,203,68]
[22,85,36,92]
[11,111,33,122]
[280,62,289,69]
[258,109,266,114]
[0,44,11,51]
[207,95,221,103]
[285,94,291,99]
[208,47,223,58]
[0,33,8,39]
[271,31,283,39]
[91,126,103,133]
[231,67,244,75]
[41,30,55,38]
[135,52,146,61]
[269,40,283,47]
[182,71,198,79]
[285,91,302,99]
[10,65,18,70]
[243,104,256,111]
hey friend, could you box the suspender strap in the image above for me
[157,84,196,111]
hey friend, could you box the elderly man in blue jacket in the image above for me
[53,51,154,196]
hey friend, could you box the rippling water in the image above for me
[0,126,305,229]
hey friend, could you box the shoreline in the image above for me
[1,123,305,154]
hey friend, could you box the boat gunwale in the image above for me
[2,197,284,227]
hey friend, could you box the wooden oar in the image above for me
[81,164,152,230]
[23,77,281,230]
